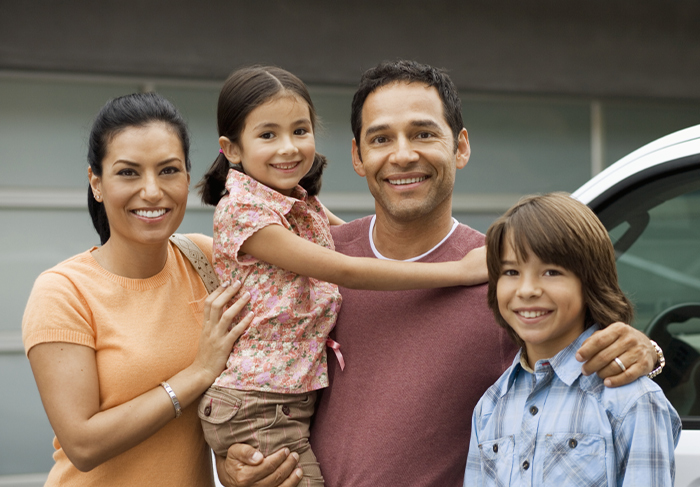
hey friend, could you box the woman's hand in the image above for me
[26,283,254,472]
[459,246,488,286]
[192,281,253,384]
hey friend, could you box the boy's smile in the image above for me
[497,240,587,368]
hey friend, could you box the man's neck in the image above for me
[371,207,457,260]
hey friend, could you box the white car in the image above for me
[572,124,700,487]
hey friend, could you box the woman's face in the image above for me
[89,122,190,249]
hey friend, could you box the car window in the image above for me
[597,167,700,426]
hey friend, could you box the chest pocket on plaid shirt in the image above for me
[477,435,514,487]
[543,433,607,485]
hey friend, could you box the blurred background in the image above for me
[2,1,700,483]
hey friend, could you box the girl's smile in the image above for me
[220,94,316,196]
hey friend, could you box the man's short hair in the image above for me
[351,60,464,151]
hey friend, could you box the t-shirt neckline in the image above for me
[368,215,459,262]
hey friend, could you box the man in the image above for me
[217,60,659,487]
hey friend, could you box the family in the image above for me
[22,60,679,487]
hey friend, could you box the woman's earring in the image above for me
[93,191,102,202]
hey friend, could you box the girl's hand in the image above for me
[459,246,488,286]
[193,281,253,384]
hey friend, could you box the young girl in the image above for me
[197,66,486,486]
[464,192,680,487]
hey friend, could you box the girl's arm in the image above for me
[322,205,345,226]
[27,284,252,472]
[240,225,486,290]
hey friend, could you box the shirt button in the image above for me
[203,405,212,416]
[522,460,530,470]
[529,406,538,415]
[569,438,578,448]
[282,405,291,416]
[492,444,498,453]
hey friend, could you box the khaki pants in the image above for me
[199,385,323,487]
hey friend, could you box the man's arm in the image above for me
[215,444,302,487]
[575,322,660,387]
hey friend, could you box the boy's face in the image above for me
[497,239,586,368]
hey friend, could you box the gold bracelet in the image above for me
[647,340,665,379]
[160,381,182,418]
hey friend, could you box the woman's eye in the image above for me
[117,168,136,176]
[161,166,180,175]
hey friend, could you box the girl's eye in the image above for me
[294,128,309,136]
[544,269,562,277]
[502,269,518,277]
[260,132,274,140]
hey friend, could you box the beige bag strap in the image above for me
[169,234,219,294]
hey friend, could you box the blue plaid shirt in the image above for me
[464,325,681,487]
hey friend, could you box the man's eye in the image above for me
[372,136,388,144]
[417,132,433,139]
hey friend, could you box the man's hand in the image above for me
[216,443,303,487]
[575,322,656,387]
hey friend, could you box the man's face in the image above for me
[352,82,470,224]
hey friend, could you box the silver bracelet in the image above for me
[160,381,182,418]
[647,340,665,379]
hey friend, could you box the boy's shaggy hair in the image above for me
[486,192,634,348]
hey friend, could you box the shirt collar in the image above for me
[225,168,308,215]
[499,324,601,395]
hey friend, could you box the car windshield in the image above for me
[596,166,700,425]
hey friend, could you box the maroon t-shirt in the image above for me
[311,216,518,487]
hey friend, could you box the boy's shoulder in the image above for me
[579,371,673,419]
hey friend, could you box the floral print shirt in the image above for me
[212,169,342,393]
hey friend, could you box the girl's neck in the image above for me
[92,237,170,279]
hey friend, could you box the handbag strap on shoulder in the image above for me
[169,234,219,294]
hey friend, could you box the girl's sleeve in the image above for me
[213,197,285,267]
[615,389,682,487]
[464,403,484,487]
[22,271,95,354]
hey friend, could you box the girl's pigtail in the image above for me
[299,152,328,198]
[199,153,231,206]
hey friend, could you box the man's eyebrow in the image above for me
[363,124,390,138]
[411,119,441,129]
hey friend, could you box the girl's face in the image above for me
[223,95,315,196]
[497,238,586,367]
[89,122,190,249]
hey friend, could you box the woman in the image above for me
[22,92,253,486]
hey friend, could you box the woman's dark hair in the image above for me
[87,92,191,245]
[198,65,327,206]
[485,192,634,349]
